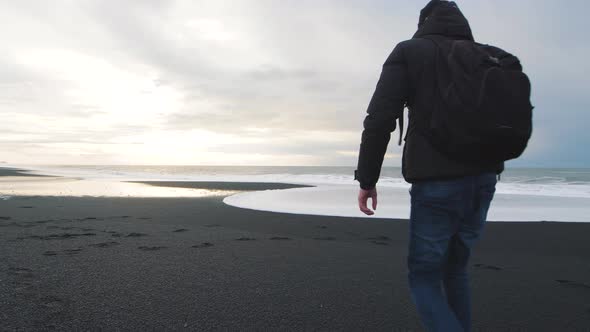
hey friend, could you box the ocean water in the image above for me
[21,165,590,198]
[9,165,590,222]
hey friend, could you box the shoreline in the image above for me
[2,166,590,222]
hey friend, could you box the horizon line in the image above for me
[3,163,589,170]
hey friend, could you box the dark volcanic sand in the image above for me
[1,181,589,331]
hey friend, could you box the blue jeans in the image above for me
[408,173,497,332]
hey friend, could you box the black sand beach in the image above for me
[1,173,589,330]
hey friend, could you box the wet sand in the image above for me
[0,167,48,177]
[1,176,589,330]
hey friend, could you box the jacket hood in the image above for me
[413,0,474,41]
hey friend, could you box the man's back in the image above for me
[399,38,504,182]
[355,1,502,190]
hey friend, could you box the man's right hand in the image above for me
[358,187,378,216]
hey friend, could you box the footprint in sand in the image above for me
[173,229,189,233]
[474,263,503,271]
[8,267,34,277]
[555,279,590,290]
[89,241,120,248]
[192,242,214,248]
[3,222,35,228]
[108,216,131,220]
[138,246,167,251]
[73,217,99,221]
[44,248,83,256]
[34,219,54,224]
[19,232,96,240]
[54,226,95,232]
[63,248,83,255]
[269,237,291,241]
[125,232,148,238]
[105,230,122,237]
[51,232,96,239]
[235,237,256,241]
[313,236,336,241]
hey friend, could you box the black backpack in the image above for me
[423,36,533,164]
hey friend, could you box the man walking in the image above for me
[355,1,532,331]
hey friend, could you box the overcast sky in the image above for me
[0,0,588,167]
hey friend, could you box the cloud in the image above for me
[0,0,587,166]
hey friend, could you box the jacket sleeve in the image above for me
[355,43,409,190]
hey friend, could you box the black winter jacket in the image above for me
[355,1,503,189]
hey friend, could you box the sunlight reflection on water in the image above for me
[0,176,238,198]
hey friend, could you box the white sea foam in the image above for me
[223,185,590,222]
